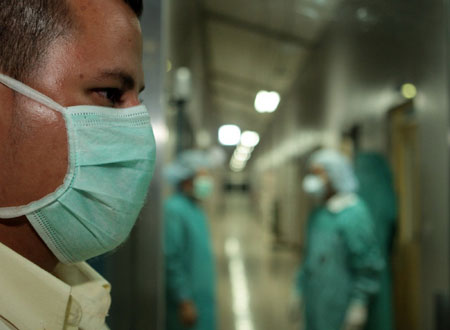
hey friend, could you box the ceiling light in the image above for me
[230,160,246,172]
[254,91,281,113]
[219,125,241,146]
[230,165,244,172]
[233,151,251,162]
[230,157,246,167]
[240,131,260,148]
[401,83,417,99]
[236,145,254,154]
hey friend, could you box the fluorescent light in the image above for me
[401,83,417,99]
[230,165,245,172]
[230,158,246,172]
[254,90,280,113]
[240,131,260,148]
[234,151,251,162]
[236,145,254,154]
[230,158,246,168]
[219,125,241,146]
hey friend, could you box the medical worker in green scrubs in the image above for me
[295,149,384,330]
[164,150,216,330]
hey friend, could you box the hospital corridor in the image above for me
[101,0,450,328]
[0,0,450,330]
[211,191,299,330]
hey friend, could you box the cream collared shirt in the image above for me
[0,243,111,330]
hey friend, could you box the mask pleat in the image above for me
[72,165,153,204]
[75,126,155,167]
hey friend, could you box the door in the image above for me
[388,101,421,330]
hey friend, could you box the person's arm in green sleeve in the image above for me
[164,206,193,303]
[342,205,384,330]
[295,210,315,297]
[289,214,313,324]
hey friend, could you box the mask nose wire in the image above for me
[0,73,65,113]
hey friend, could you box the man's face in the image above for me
[309,165,328,183]
[309,164,335,199]
[0,0,144,208]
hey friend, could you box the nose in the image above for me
[120,91,142,108]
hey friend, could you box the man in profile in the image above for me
[0,1,152,329]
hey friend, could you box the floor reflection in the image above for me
[211,192,299,330]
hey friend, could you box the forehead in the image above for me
[310,164,326,175]
[71,0,141,34]
[68,0,143,79]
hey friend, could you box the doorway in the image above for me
[388,101,421,330]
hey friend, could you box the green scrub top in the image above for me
[296,196,384,330]
[164,193,216,330]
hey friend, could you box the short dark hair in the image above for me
[124,0,143,17]
[0,0,143,80]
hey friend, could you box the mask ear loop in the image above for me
[0,73,65,113]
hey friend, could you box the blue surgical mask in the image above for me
[193,176,214,200]
[0,74,156,264]
[302,174,326,200]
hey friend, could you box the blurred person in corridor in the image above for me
[164,150,217,330]
[294,149,383,330]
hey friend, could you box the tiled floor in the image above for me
[210,192,300,330]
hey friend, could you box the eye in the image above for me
[93,88,124,106]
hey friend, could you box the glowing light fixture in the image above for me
[230,161,245,172]
[228,130,260,172]
[401,83,417,99]
[230,157,246,172]
[230,157,246,167]
[234,151,251,162]
[219,125,241,146]
[254,90,280,113]
[240,131,260,148]
[236,146,253,156]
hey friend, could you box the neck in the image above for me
[0,216,58,272]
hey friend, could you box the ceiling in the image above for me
[200,0,343,135]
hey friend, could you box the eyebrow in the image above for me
[96,70,145,92]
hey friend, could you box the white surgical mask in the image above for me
[302,174,326,200]
[0,74,156,264]
[193,176,214,200]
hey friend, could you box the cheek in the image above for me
[0,100,68,207]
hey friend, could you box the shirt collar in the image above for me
[326,193,358,214]
[0,243,70,329]
[0,243,110,329]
